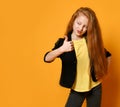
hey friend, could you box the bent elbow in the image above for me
[43,51,53,63]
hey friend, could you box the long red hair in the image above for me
[65,7,108,80]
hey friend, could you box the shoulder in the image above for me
[55,38,65,46]
[52,38,64,50]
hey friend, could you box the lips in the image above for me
[77,30,82,34]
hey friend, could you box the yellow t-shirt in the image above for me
[72,37,100,92]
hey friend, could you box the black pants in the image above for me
[65,84,102,107]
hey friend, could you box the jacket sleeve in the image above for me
[43,38,64,62]
[52,38,64,50]
[105,48,111,57]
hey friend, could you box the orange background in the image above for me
[0,0,120,107]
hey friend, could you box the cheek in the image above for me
[82,28,87,34]
[83,28,87,32]
[73,22,78,27]
[73,23,77,31]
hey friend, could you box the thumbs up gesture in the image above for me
[60,36,74,52]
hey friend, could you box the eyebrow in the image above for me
[77,20,88,26]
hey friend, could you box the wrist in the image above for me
[59,46,65,53]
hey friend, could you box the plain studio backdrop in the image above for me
[0,0,120,107]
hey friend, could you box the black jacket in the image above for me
[44,35,111,88]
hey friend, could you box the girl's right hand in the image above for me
[60,36,74,52]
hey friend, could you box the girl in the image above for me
[44,7,111,107]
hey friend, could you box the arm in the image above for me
[44,36,74,62]
[44,47,64,62]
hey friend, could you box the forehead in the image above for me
[75,13,88,23]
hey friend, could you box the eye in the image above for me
[83,25,88,29]
[77,21,81,25]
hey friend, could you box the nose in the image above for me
[79,25,83,31]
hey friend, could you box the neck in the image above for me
[71,33,83,40]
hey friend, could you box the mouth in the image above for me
[77,30,82,34]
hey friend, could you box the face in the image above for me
[72,13,88,37]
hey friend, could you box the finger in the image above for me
[64,36,68,42]
[70,42,74,50]
[70,41,74,46]
[70,41,73,44]
[70,45,74,51]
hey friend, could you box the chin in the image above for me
[77,34,83,37]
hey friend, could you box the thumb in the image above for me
[64,36,68,42]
